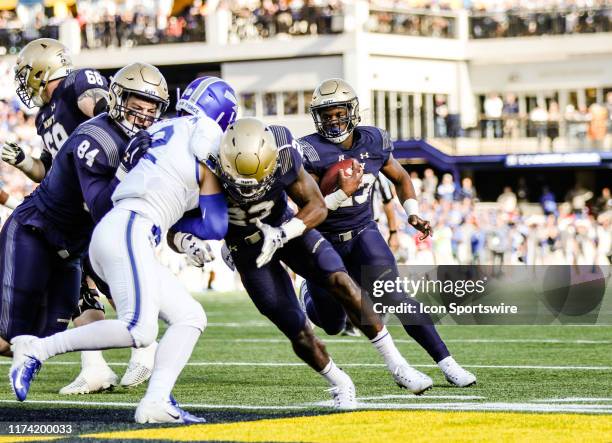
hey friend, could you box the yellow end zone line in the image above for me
[79,410,612,443]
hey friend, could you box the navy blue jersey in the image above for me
[299,126,393,233]
[35,68,108,160]
[224,125,303,240]
[14,113,128,255]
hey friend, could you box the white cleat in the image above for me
[121,342,157,388]
[59,366,118,395]
[327,380,357,410]
[392,363,433,395]
[135,397,206,424]
[438,356,476,387]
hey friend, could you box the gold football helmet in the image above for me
[14,38,73,108]
[218,117,279,203]
[310,78,360,143]
[108,62,169,136]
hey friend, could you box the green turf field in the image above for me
[0,291,611,442]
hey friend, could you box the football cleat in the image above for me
[59,365,118,395]
[339,320,361,337]
[438,356,477,387]
[121,341,157,388]
[9,335,42,402]
[326,377,357,410]
[135,396,206,424]
[392,363,433,395]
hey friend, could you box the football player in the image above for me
[0,39,157,393]
[2,62,168,396]
[9,80,234,423]
[298,79,476,387]
[204,117,433,409]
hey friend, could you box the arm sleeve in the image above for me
[72,135,118,223]
[378,128,394,164]
[39,149,53,173]
[171,193,228,240]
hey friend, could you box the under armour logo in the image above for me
[338,155,345,161]
[360,152,369,159]
[51,103,56,111]
[229,245,238,252]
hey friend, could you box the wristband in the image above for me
[18,154,35,174]
[4,195,22,210]
[324,189,348,211]
[403,198,419,216]
[281,217,307,241]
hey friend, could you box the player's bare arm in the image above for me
[381,154,433,240]
[1,141,47,183]
[287,166,328,230]
[0,188,21,209]
[77,88,109,117]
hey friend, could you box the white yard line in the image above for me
[221,338,612,345]
[0,361,610,370]
[532,397,612,403]
[0,399,610,414]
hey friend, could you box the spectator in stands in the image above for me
[434,95,448,137]
[437,173,456,201]
[593,187,611,216]
[529,103,548,150]
[588,102,607,150]
[540,186,557,216]
[502,93,520,139]
[483,92,503,138]
[410,171,422,198]
[422,167,438,202]
[456,177,478,201]
[497,186,517,214]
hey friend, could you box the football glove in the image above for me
[1,141,26,166]
[117,130,151,179]
[174,232,215,267]
[255,219,287,268]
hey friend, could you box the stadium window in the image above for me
[241,93,256,117]
[303,90,313,114]
[263,92,277,116]
[585,88,597,106]
[283,92,298,115]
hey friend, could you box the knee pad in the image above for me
[128,321,159,348]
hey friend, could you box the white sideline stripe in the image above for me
[356,395,486,401]
[309,401,612,414]
[0,361,610,370]
[224,338,612,345]
[533,397,612,403]
[207,322,271,327]
[0,399,307,410]
[1,399,611,414]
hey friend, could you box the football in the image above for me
[319,158,355,196]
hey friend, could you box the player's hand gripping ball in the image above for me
[319,158,364,196]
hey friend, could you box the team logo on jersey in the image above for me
[360,152,369,159]
[338,154,345,161]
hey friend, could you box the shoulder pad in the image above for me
[190,115,223,162]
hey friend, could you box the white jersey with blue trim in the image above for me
[112,115,223,232]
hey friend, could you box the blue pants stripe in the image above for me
[0,217,18,338]
[126,212,141,331]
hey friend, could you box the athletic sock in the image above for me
[370,326,405,370]
[80,351,109,368]
[34,319,133,362]
[143,325,200,402]
[319,359,351,387]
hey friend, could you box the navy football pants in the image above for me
[0,214,80,341]
[304,221,451,363]
[229,228,346,339]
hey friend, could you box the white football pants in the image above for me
[89,208,206,347]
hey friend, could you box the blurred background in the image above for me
[0,0,610,291]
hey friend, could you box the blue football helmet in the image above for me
[176,76,238,131]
